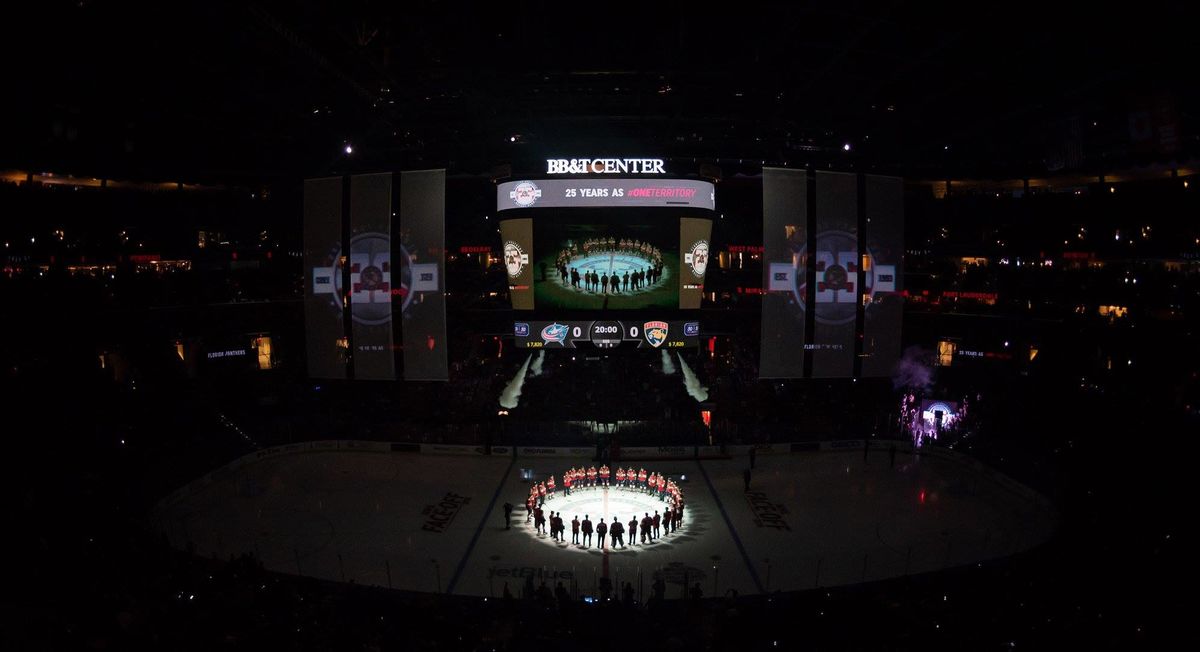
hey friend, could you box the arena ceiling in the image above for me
[9,1,1195,183]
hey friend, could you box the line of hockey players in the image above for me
[578,237,662,260]
[525,466,685,549]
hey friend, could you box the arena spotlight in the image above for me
[344,144,353,155]
[843,143,852,151]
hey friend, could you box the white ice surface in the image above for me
[156,449,1054,597]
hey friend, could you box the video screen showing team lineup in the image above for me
[535,220,678,310]
[497,186,713,311]
[497,176,714,349]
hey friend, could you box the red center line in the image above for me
[601,486,609,580]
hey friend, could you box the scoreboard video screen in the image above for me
[514,320,700,349]
[497,174,714,350]
[497,179,714,312]
[497,178,715,212]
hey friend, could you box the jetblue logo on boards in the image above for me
[514,323,530,337]
[541,323,570,345]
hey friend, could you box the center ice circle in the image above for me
[572,253,663,280]
[526,485,682,551]
[550,247,670,296]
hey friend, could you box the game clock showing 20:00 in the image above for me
[514,320,699,349]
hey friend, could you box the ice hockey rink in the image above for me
[155,444,1056,598]
[561,252,669,291]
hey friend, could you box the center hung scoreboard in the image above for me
[496,158,715,350]
[513,319,701,349]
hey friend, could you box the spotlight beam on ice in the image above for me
[661,349,677,375]
[499,354,532,409]
[528,350,546,377]
[677,352,708,402]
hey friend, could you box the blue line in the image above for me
[446,458,515,595]
[696,460,766,594]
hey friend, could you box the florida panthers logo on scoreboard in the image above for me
[503,240,529,278]
[643,321,669,348]
[508,181,542,208]
[684,239,709,278]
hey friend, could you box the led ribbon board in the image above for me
[497,179,715,211]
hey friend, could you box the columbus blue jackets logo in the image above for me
[643,321,669,348]
[541,322,570,345]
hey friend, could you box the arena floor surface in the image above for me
[156,448,1055,598]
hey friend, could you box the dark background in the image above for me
[3,1,1198,649]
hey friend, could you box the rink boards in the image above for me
[155,445,1055,597]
